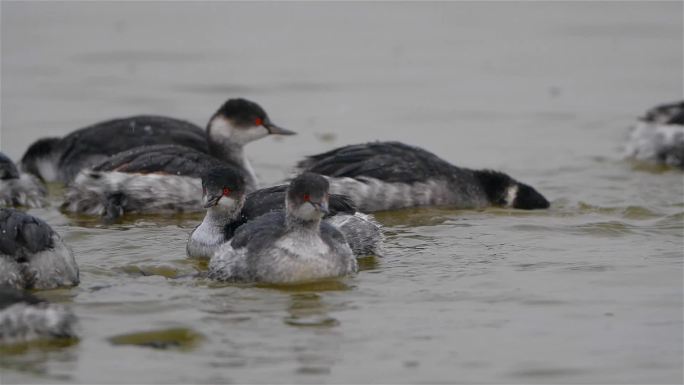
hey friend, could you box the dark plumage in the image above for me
[0,208,78,290]
[187,168,378,260]
[298,141,455,184]
[0,153,20,180]
[0,209,54,259]
[641,101,684,125]
[237,185,355,229]
[21,116,207,183]
[61,98,295,219]
[93,144,226,178]
[298,141,550,211]
[208,173,358,283]
[0,153,47,208]
[210,99,269,128]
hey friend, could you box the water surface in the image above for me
[1,2,682,383]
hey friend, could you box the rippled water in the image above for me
[1,2,682,384]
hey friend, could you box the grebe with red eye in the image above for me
[208,172,357,284]
[20,98,294,184]
[60,99,296,220]
[186,167,383,260]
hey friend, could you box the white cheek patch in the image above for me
[231,126,269,145]
[217,196,239,211]
[292,202,320,221]
[36,158,58,182]
[208,117,269,145]
[505,184,519,207]
[208,117,233,141]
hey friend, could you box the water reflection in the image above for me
[0,338,78,381]
[108,327,204,351]
[284,293,339,328]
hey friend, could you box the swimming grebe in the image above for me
[187,168,382,259]
[0,286,77,344]
[61,99,294,219]
[297,141,550,211]
[0,152,47,208]
[624,101,684,169]
[208,173,358,284]
[20,98,294,183]
[0,208,79,290]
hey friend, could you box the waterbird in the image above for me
[60,98,295,219]
[0,152,47,208]
[187,167,383,260]
[208,173,359,284]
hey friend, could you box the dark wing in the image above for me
[225,186,356,239]
[328,194,356,215]
[56,115,208,181]
[319,221,350,251]
[0,208,55,260]
[297,141,457,183]
[92,144,225,178]
[240,185,289,220]
[230,211,285,251]
[0,152,19,180]
[242,185,356,219]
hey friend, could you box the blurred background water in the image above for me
[1,2,682,383]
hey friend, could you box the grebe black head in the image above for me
[186,166,247,259]
[201,166,247,212]
[19,137,61,181]
[0,153,20,180]
[286,173,331,222]
[207,98,295,146]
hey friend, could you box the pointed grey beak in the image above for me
[203,193,221,208]
[311,200,330,215]
[264,121,296,136]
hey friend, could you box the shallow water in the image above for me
[1,2,683,384]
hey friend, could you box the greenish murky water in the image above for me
[1,2,682,383]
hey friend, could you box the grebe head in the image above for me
[286,173,330,222]
[0,153,19,180]
[207,98,295,146]
[201,166,247,215]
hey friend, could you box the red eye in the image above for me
[255,118,263,126]
[223,187,231,196]
[303,194,310,202]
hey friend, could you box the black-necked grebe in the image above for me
[208,173,358,284]
[187,168,382,260]
[297,141,550,211]
[0,208,79,290]
[61,99,295,219]
[624,101,684,169]
[20,98,295,184]
[0,286,77,344]
[0,152,47,208]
